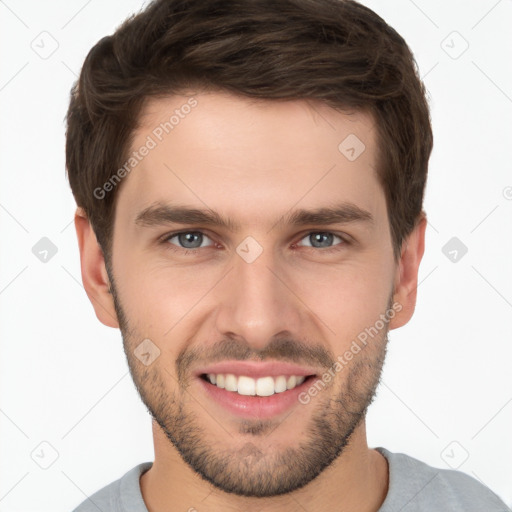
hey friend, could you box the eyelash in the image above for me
[160,230,351,255]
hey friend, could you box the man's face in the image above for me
[106,92,399,496]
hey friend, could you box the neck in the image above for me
[140,419,389,512]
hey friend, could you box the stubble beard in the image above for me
[108,272,389,497]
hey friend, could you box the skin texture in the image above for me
[75,91,426,511]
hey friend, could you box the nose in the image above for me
[213,243,304,351]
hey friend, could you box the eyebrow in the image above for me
[134,201,373,231]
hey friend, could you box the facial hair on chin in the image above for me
[108,271,390,497]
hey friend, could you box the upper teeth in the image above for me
[206,374,306,396]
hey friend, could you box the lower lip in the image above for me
[197,375,316,419]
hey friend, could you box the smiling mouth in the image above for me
[200,373,316,397]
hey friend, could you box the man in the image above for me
[67,0,509,510]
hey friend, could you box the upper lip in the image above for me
[194,360,320,379]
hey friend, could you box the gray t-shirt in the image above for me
[72,447,510,511]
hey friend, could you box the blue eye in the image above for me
[161,230,349,255]
[165,231,215,250]
[296,232,346,250]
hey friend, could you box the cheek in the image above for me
[289,260,394,340]
[119,260,223,333]
[117,246,394,346]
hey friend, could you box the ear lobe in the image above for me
[74,208,119,328]
[388,214,427,330]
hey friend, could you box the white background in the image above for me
[0,1,511,510]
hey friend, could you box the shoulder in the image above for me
[377,447,509,512]
[71,462,152,512]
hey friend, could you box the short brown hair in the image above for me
[65,0,432,263]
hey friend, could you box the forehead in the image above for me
[117,91,384,230]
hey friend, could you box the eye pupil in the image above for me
[311,232,333,248]
[179,232,202,248]
[171,231,341,252]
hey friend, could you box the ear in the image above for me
[388,213,427,330]
[74,208,119,328]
